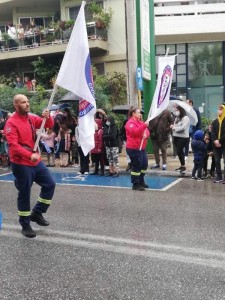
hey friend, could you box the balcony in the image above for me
[0,22,108,61]
[154,0,225,43]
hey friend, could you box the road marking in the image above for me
[2,223,225,270]
[161,178,183,191]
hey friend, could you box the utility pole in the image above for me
[125,0,138,106]
[136,0,156,152]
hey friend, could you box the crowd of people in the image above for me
[0,22,42,51]
[1,97,225,185]
[2,93,225,238]
[14,76,37,91]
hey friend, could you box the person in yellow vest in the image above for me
[211,104,225,183]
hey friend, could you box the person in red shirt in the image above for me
[125,107,150,191]
[4,94,55,238]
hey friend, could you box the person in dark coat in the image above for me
[149,109,173,171]
[185,99,202,159]
[191,130,208,181]
[103,115,120,177]
[211,104,225,183]
[203,124,215,178]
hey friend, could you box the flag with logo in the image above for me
[56,1,96,156]
[148,55,175,120]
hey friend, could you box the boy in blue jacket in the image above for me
[191,130,209,181]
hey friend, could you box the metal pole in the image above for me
[136,0,156,153]
[125,0,138,106]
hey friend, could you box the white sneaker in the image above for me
[84,172,89,175]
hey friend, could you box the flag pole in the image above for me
[33,84,58,152]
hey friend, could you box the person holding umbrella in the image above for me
[171,105,190,174]
[125,107,150,191]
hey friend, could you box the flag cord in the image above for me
[33,84,58,152]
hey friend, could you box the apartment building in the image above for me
[0,0,126,83]
[0,0,225,119]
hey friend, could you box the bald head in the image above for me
[13,94,30,115]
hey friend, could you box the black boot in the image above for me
[140,181,149,188]
[21,225,36,238]
[132,183,145,191]
[30,211,49,226]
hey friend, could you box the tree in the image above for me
[31,56,60,88]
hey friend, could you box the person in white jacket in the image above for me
[171,105,190,174]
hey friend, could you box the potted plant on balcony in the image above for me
[2,33,10,49]
[88,2,113,29]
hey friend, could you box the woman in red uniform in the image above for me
[125,107,150,191]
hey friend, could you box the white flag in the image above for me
[148,55,175,120]
[56,1,96,156]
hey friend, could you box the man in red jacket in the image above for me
[4,94,55,238]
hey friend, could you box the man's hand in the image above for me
[42,109,50,119]
[30,153,41,162]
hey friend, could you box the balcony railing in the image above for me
[0,22,107,53]
[154,0,225,17]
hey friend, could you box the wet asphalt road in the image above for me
[1,175,225,300]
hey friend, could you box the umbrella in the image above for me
[59,92,80,102]
[112,104,144,115]
[168,100,198,126]
[0,109,10,118]
[48,103,71,111]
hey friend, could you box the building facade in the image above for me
[0,0,225,119]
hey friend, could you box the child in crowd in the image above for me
[203,123,215,178]
[40,128,56,167]
[91,119,105,176]
[191,130,209,181]
[56,124,71,167]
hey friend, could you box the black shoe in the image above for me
[105,172,113,177]
[141,183,149,188]
[112,172,119,178]
[132,184,145,191]
[175,166,182,171]
[90,172,98,175]
[21,225,36,238]
[30,212,49,226]
[99,171,104,176]
[180,167,186,174]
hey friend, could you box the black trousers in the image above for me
[78,146,89,173]
[173,136,189,166]
[126,148,148,184]
[11,161,55,227]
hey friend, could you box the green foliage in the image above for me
[201,115,212,131]
[88,2,113,29]
[93,71,127,113]
[0,72,19,87]
[31,56,59,88]
[0,85,29,112]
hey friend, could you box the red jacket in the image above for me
[125,117,150,150]
[91,119,104,154]
[4,112,54,166]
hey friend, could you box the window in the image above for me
[19,17,53,28]
[69,1,103,22]
[188,42,223,87]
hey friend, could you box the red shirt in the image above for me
[125,117,150,150]
[4,112,54,166]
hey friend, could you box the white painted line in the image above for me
[2,223,225,270]
[161,178,183,191]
